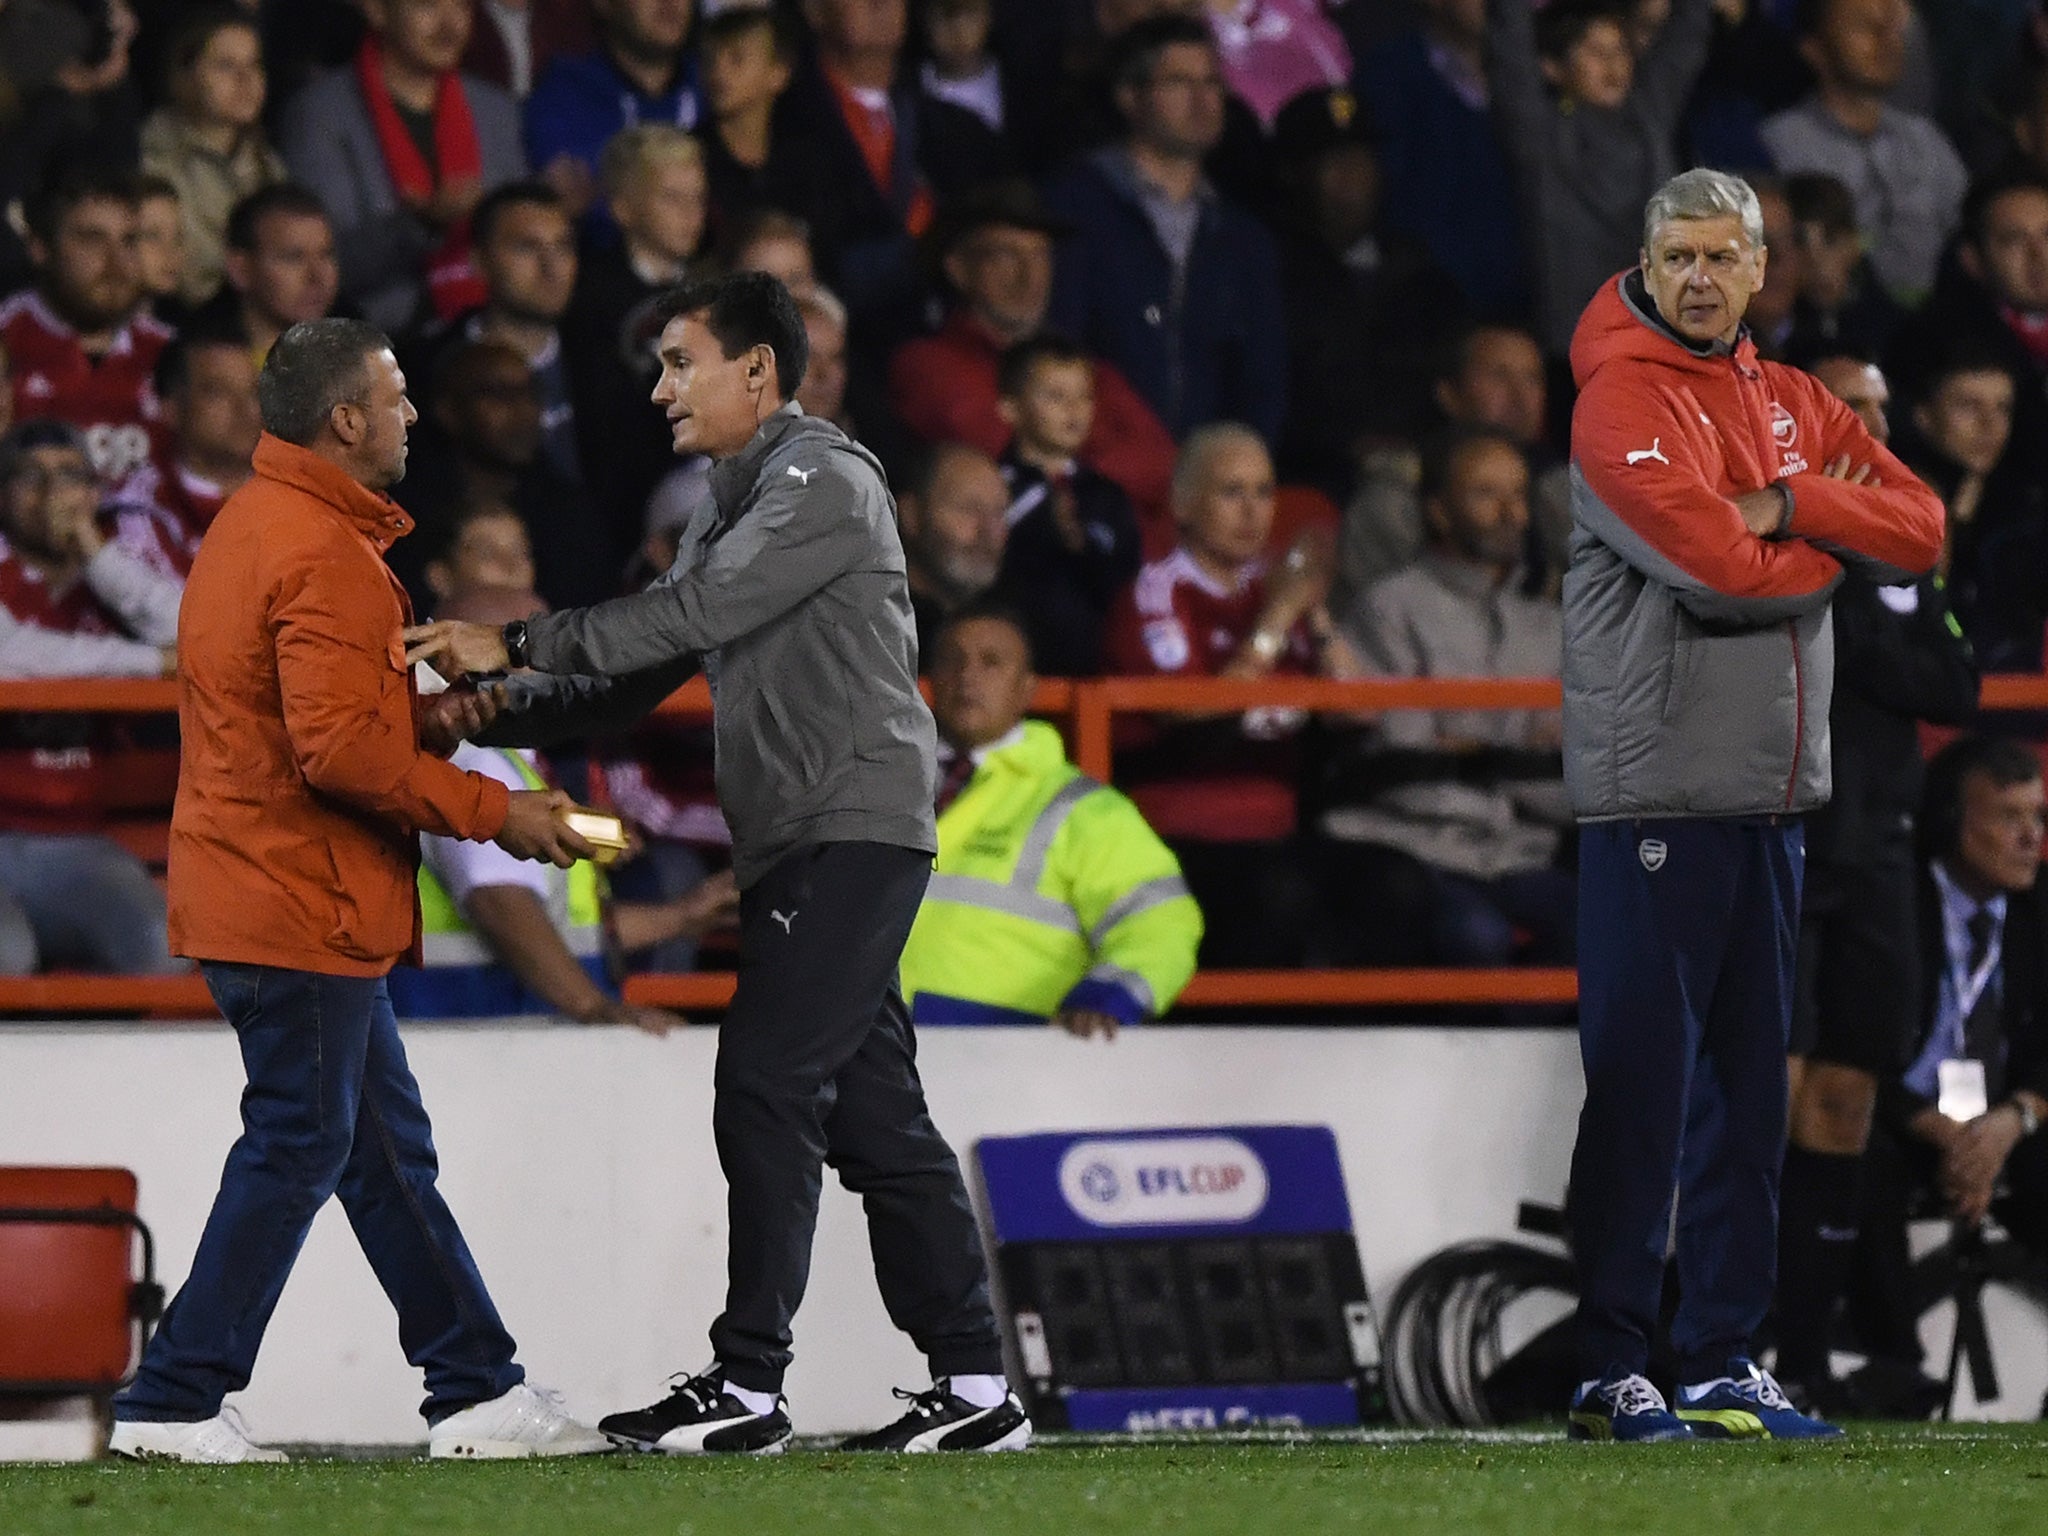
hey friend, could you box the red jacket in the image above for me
[888,310,1178,545]
[1563,270,1944,819]
[169,435,510,975]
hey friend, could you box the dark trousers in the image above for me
[1569,818,1802,1381]
[114,964,522,1425]
[709,841,1003,1393]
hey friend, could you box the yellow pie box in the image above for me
[558,808,630,866]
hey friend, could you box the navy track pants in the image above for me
[1568,816,1802,1383]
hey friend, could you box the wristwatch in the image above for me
[502,619,531,670]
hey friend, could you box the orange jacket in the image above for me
[168,434,511,975]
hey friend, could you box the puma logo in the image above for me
[785,465,817,485]
[770,909,798,934]
[1625,440,1670,467]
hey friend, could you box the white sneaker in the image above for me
[108,1409,288,1464]
[428,1382,613,1459]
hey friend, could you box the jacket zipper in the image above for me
[1784,620,1803,810]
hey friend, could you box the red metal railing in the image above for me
[7,673,2047,1019]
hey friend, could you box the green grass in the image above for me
[3,1428,2046,1536]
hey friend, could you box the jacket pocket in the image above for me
[758,683,826,793]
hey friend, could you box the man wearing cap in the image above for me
[1270,85,1464,495]
[888,179,1177,532]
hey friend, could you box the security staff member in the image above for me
[1560,171,1942,1443]
[403,273,1029,1456]
[905,601,1201,1035]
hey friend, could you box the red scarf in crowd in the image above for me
[823,69,934,239]
[356,36,488,321]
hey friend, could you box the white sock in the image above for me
[946,1373,1008,1409]
[725,1382,778,1416]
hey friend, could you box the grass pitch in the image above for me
[3,1427,2045,1536]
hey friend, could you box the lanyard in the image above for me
[1948,919,2002,1043]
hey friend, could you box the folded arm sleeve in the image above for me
[0,607,165,677]
[525,457,873,676]
[1057,792,1204,1021]
[1782,378,1946,586]
[1572,378,1844,627]
[83,544,182,646]
[271,549,509,841]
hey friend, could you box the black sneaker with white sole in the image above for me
[598,1370,792,1456]
[838,1383,1032,1453]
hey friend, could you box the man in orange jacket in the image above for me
[108,318,610,1465]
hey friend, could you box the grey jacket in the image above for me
[484,404,937,888]
[278,68,526,335]
[1487,0,1713,356]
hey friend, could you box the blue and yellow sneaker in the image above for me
[1676,1358,1844,1439]
[1568,1372,1695,1442]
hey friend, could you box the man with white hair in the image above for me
[1560,168,1942,1442]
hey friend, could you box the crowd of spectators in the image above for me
[6,0,2048,987]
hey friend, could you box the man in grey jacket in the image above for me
[403,273,1028,1457]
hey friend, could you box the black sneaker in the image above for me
[839,1382,1032,1453]
[598,1369,793,1456]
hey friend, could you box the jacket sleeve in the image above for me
[1572,373,1845,627]
[271,539,509,841]
[82,542,182,647]
[1782,376,1946,585]
[0,605,165,677]
[1631,0,1716,133]
[1054,788,1204,1024]
[1485,0,1555,160]
[525,453,874,676]
[1345,578,1438,749]
[1831,576,1979,726]
[477,652,702,749]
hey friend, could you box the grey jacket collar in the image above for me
[708,401,813,524]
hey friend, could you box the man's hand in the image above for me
[1055,1008,1120,1041]
[1733,487,1787,537]
[419,682,504,757]
[1261,527,1335,628]
[1821,454,1878,486]
[158,646,179,679]
[406,175,486,232]
[405,620,512,678]
[1941,1107,2025,1224]
[493,789,597,868]
[581,1000,689,1037]
[673,870,741,938]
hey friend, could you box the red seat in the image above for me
[0,1167,159,1393]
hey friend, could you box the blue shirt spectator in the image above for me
[1043,16,1287,442]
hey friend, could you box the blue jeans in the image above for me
[1569,818,1802,1383]
[0,831,179,975]
[114,964,523,1425]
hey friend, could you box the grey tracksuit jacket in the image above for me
[485,403,937,888]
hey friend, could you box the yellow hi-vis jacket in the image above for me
[900,721,1202,1025]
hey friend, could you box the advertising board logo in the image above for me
[1057,1136,1270,1227]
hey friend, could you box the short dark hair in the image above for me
[1535,0,1629,61]
[699,1,798,60]
[426,496,527,565]
[1419,423,1524,502]
[0,420,89,484]
[154,316,251,401]
[1962,168,2048,251]
[1921,735,2041,861]
[471,179,567,253]
[903,439,996,506]
[1106,13,1214,95]
[996,332,1091,400]
[26,162,139,245]
[1917,335,2020,396]
[134,172,180,206]
[716,206,813,270]
[1784,172,1859,238]
[161,2,261,101]
[651,272,809,399]
[258,318,391,446]
[1434,322,1539,390]
[225,183,329,253]
[934,594,1036,670]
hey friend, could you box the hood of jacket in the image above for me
[1570,267,1753,395]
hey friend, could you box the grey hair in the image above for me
[257,318,392,446]
[1641,168,1765,253]
[1171,422,1269,515]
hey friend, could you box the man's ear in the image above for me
[996,395,1020,431]
[1423,494,1451,542]
[328,399,361,447]
[221,249,252,294]
[425,559,452,601]
[1959,242,1983,285]
[1539,56,1566,90]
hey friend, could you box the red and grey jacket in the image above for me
[1562,270,1944,821]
